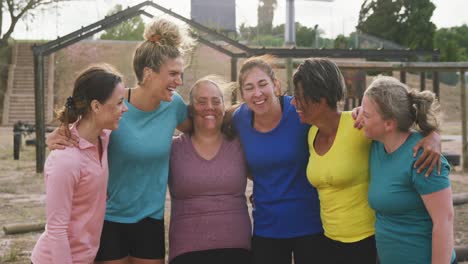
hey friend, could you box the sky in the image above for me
[4,0,468,41]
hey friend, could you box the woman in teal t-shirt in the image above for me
[363,76,456,264]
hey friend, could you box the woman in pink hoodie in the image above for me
[31,64,128,264]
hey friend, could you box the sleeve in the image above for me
[411,154,451,195]
[43,150,81,264]
[172,92,188,125]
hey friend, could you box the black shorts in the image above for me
[95,217,165,261]
[251,233,327,264]
[324,235,377,264]
[170,248,251,264]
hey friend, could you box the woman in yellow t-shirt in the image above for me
[290,58,441,264]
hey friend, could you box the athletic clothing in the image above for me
[95,218,165,261]
[251,233,326,264]
[307,111,375,243]
[105,92,187,223]
[170,248,250,264]
[369,132,456,264]
[31,126,110,264]
[322,235,377,264]
[232,95,322,238]
[168,134,251,262]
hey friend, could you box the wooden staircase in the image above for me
[2,42,54,125]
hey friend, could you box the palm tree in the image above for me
[257,0,277,34]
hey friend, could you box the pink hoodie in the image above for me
[31,127,110,264]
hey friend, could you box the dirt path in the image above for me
[0,126,467,263]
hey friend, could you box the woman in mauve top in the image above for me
[169,77,251,264]
[31,64,127,264]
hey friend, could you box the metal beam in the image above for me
[245,48,438,59]
[33,52,45,173]
[332,61,468,71]
[138,10,238,59]
[39,10,145,56]
[145,1,252,53]
[420,72,426,91]
[433,53,441,98]
[461,70,467,172]
[33,2,149,55]
[194,35,238,57]
[231,57,238,82]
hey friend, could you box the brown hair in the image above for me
[364,75,440,135]
[133,18,193,84]
[238,55,279,96]
[55,64,122,137]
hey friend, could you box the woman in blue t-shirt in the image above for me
[230,55,325,264]
[362,76,456,264]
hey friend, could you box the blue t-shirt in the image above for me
[232,96,322,238]
[105,92,187,223]
[368,132,455,264]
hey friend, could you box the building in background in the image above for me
[191,0,236,33]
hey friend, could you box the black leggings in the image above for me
[170,248,250,264]
[251,233,327,264]
[324,235,377,264]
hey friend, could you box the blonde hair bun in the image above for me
[143,18,183,47]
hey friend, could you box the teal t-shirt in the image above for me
[368,132,455,264]
[105,92,187,223]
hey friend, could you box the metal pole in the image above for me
[285,0,295,47]
[231,57,238,82]
[13,122,22,160]
[461,69,467,172]
[285,0,295,95]
[432,54,440,98]
[400,70,406,84]
[33,51,46,173]
[231,57,238,104]
[420,72,426,91]
[286,57,293,95]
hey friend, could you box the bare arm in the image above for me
[176,117,192,134]
[46,126,79,150]
[421,187,454,264]
[413,131,442,176]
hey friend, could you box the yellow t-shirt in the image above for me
[307,111,375,242]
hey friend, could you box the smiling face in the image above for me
[146,56,184,102]
[191,81,225,133]
[95,82,128,130]
[240,67,279,116]
[362,95,388,141]
[291,82,325,125]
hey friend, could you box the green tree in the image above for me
[357,0,436,50]
[0,0,71,48]
[295,22,315,47]
[100,4,144,41]
[434,25,468,61]
[334,34,348,49]
[257,0,277,35]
